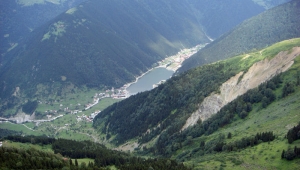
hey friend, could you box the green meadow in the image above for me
[1,85,120,142]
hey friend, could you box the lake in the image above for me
[126,67,174,95]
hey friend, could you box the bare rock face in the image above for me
[12,87,20,97]
[182,47,300,130]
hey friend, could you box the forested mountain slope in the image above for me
[0,0,266,102]
[93,39,300,148]
[0,136,190,170]
[178,0,300,73]
[0,0,87,56]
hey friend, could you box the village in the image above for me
[74,88,128,123]
[43,88,128,123]
[158,44,207,71]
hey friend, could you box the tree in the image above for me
[282,82,295,98]
[22,100,38,114]
[281,150,285,159]
[239,110,248,119]
[227,132,232,139]
[80,162,86,169]
[297,71,300,86]
[261,96,270,108]
[148,166,154,170]
[75,159,78,167]
[284,149,296,160]
[200,141,205,147]
[264,88,276,102]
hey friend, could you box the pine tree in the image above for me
[75,159,78,167]
[297,71,300,86]
[227,132,232,139]
[281,150,285,159]
[282,82,295,98]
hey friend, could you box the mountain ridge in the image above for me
[178,0,300,73]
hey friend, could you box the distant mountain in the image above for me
[178,0,300,73]
[0,0,87,56]
[0,0,265,100]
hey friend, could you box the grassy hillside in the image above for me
[175,71,300,169]
[93,38,300,147]
[179,0,300,73]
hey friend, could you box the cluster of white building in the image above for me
[84,98,100,110]
[90,111,100,119]
[111,89,128,99]
[76,110,101,122]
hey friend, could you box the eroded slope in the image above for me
[182,47,300,130]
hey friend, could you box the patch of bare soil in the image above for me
[114,142,139,152]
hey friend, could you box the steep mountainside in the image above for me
[0,0,87,56]
[93,39,300,147]
[182,46,300,130]
[166,51,300,169]
[0,0,265,100]
[171,77,300,169]
[178,0,300,73]
[176,0,265,39]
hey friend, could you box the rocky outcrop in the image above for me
[9,112,32,124]
[12,87,20,97]
[182,47,300,130]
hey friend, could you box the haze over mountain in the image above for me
[252,0,289,8]
[0,0,266,100]
[178,0,300,73]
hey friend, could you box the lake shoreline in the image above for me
[122,43,208,96]
[123,65,173,95]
